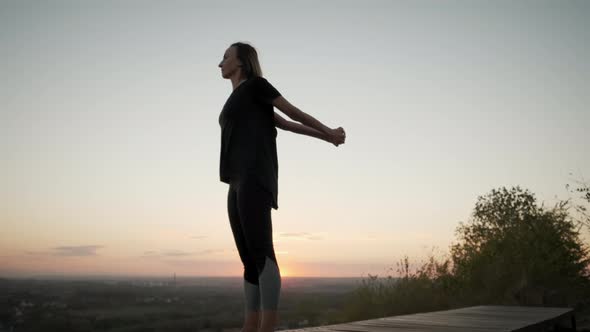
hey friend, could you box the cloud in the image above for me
[51,245,104,256]
[140,248,226,259]
[24,250,47,256]
[138,249,229,268]
[23,246,104,257]
[279,232,323,241]
[194,249,225,255]
[23,251,51,260]
[162,250,193,257]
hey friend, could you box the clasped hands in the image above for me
[328,127,346,147]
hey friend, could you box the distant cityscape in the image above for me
[0,275,366,331]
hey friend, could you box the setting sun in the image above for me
[279,266,292,277]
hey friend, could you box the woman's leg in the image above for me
[235,178,281,331]
[228,183,261,331]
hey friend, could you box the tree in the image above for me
[345,186,590,322]
[566,172,590,231]
[451,186,590,306]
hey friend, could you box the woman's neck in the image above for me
[232,77,247,90]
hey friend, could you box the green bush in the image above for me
[345,186,590,321]
[343,255,454,321]
[452,186,590,306]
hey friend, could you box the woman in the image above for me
[218,42,346,332]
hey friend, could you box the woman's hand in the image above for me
[328,127,346,146]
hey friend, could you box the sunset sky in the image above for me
[1,0,589,278]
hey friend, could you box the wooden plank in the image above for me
[283,305,574,332]
[347,319,505,332]
[443,305,574,331]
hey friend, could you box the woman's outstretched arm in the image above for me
[272,96,345,145]
[273,96,331,134]
[274,112,343,146]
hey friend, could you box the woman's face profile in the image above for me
[218,46,241,79]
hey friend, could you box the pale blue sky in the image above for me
[1,0,589,277]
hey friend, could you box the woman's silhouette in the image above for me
[218,42,346,332]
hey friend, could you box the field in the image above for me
[0,276,364,331]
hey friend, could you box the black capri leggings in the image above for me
[227,176,281,311]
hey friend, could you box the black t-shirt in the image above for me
[219,76,282,209]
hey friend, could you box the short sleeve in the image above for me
[254,77,281,105]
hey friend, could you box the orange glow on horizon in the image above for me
[279,265,292,277]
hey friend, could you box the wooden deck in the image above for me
[286,305,576,332]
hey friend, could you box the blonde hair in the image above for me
[231,42,263,79]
